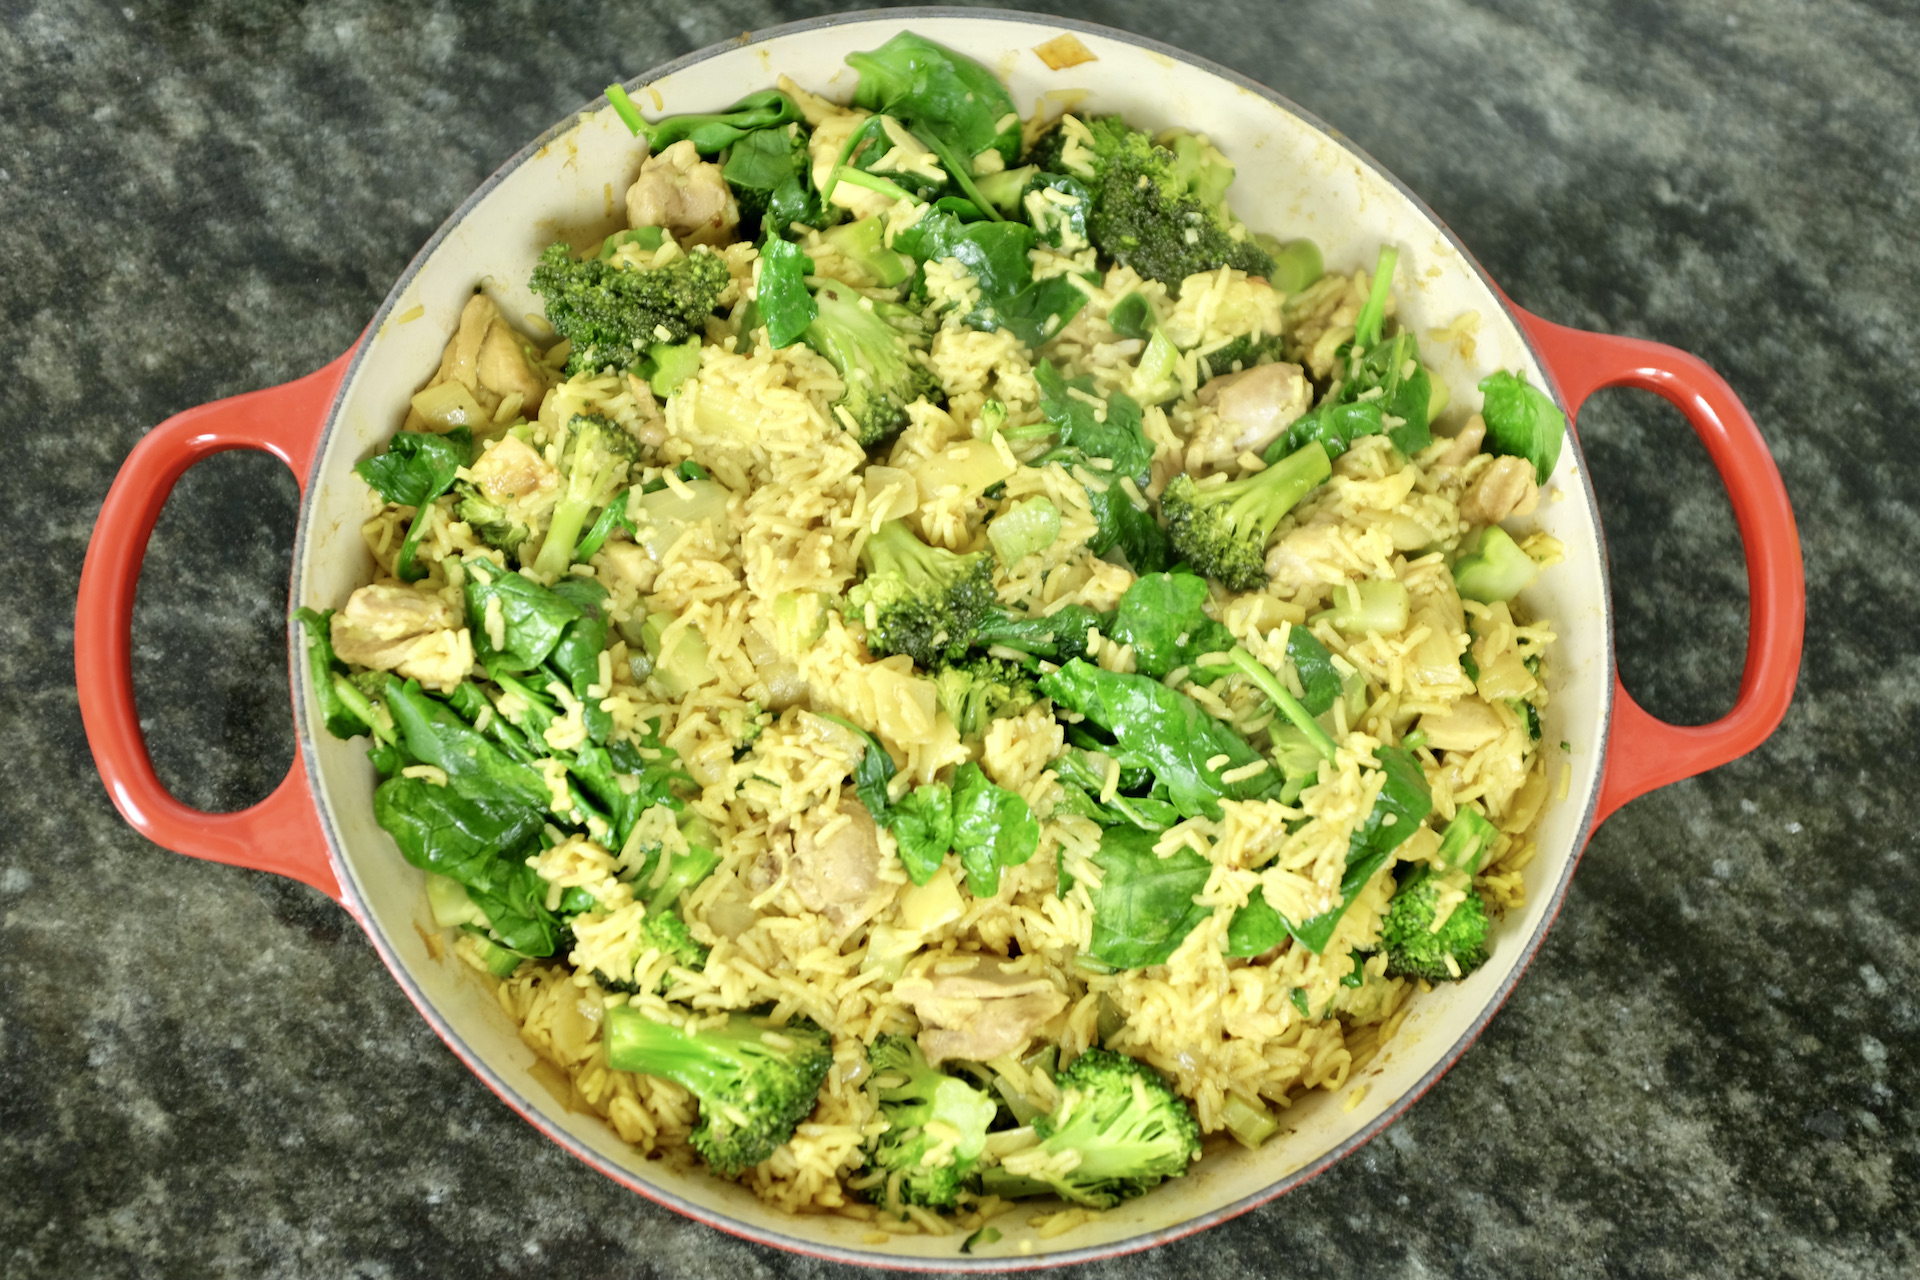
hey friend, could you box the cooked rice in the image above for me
[336,65,1564,1240]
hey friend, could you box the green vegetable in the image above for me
[528,241,730,377]
[1018,171,1094,251]
[863,1034,998,1209]
[820,216,914,287]
[1085,825,1214,968]
[1286,744,1433,953]
[1322,578,1411,636]
[453,481,531,558]
[892,207,1091,348]
[353,427,471,582]
[1224,885,1283,958]
[951,762,1040,898]
[1030,361,1171,573]
[1478,370,1566,484]
[933,656,1041,741]
[1039,660,1284,819]
[1031,115,1272,286]
[1264,237,1323,293]
[847,32,1021,220]
[531,413,642,577]
[602,1008,833,1177]
[971,603,1108,663]
[1050,750,1183,833]
[1218,647,1340,764]
[1434,807,1499,874]
[1161,441,1333,592]
[621,89,805,154]
[293,608,371,740]
[975,1048,1201,1208]
[462,555,586,672]
[756,236,817,348]
[890,784,954,885]
[1381,866,1492,982]
[801,281,938,447]
[1105,572,1236,680]
[986,496,1060,563]
[1273,247,1434,461]
[847,519,996,669]
[1285,624,1343,718]
[645,336,703,398]
[722,124,820,240]
[1452,526,1541,604]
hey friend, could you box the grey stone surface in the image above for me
[2,0,1913,1275]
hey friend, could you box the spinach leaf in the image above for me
[846,32,1021,216]
[891,783,954,885]
[1225,885,1285,958]
[1081,471,1173,574]
[568,740,683,853]
[893,209,1089,345]
[546,612,612,745]
[382,676,554,813]
[951,762,1039,898]
[1051,749,1182,833]
[1039,660,1283,819]
[973,604,1109,662]
[292,608,370,740]
[464,857,566,956]
[1285,625,1343,718]
[463,557,585,674]
[1021,173,1092,251]
[373,774,544,887]
[757,237,817,349]
[1108,573,1236,679]
[1479,369,1567,484]
[1273,399,1387,464]
[632,89,804,154]
[723,126,818,239]
[1343,332,1434,456]
[1283,744,1432,953]
[1086,825,1214,969]
[355,428,472,582]
[1034,361,1154,481]
[823,715,898,822]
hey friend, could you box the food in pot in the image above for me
[298,29,1568,1239]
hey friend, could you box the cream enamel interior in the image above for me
[291,13,1611,1266]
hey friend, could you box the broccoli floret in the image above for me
[933,656,1042,739]
[529,241,730,376]
[847,520,996,668]
[802,281,938,448]
[603,1008,833,1177]
[977,1048,1200,1209]
[1199,330,1286,379]
[1160,440,1333,591]
[1033,117,1273,287]
[863,1034,998,1210]
[452,481,531,557]
[594,841,722,995]
[1380,865,1492,983]
[530,413,641,577]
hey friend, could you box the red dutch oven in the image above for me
[73,10,1802,1268]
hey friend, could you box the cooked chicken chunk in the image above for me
[894,954,1068,1065]
[1459,455,1540,527]
[408,294,550,430]
[626,140,739,248]
[329,583,472,692]
[468,433,556,502]
[786,794,894,933]
[1432,414,1487,470]
[1186,362,1313,471]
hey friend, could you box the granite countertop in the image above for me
[3,1,1913,1275]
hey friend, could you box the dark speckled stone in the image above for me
[3,1,1915,1276]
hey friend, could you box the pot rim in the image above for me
[287,8,1616,1269]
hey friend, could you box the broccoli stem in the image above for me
[605,83,644,135]
[532,494,595,578]
[1352,245,1399,351]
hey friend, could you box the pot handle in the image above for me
[75,351,357,902]
[1508,304,1804,824]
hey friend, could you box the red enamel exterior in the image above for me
[74,351,356,905]
[1504,303,1805,825]
[70,22,1803,1267]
